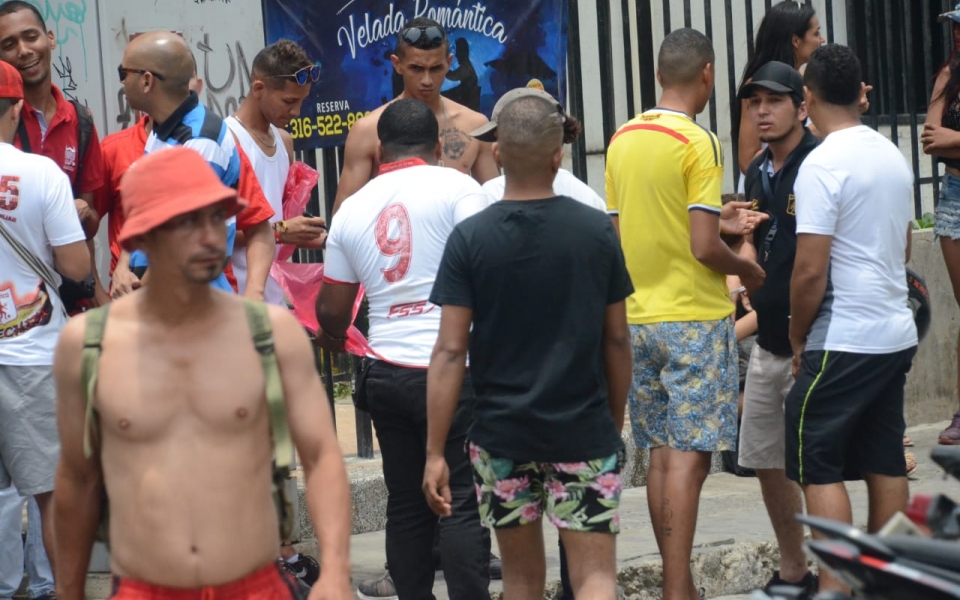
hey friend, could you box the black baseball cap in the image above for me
[737,61,804,101]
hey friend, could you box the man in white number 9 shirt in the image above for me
[315,98,491,600]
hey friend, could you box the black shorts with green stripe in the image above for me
[785,347,917,485]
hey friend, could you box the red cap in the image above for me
[0,61,23,100]
[118,146,248,249]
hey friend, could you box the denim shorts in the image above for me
[936,173,960,240]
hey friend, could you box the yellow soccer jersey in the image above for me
[605,108,732,325]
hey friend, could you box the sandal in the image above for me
[903,436,914,447]
[905,451,918,478]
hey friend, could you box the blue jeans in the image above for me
[363,360,490,600]
[0,485,53,599]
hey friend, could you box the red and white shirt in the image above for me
[0,143,85,366]
[324,160,488,367]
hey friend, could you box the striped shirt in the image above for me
[130,93,241,292]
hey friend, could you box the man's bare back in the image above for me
[89,293,282,586]
[333,96,498,213]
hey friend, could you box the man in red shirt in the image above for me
[97,71,275,295]
[0,1,107,305]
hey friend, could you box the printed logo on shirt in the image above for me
[0,175,20,213]
[0,282,54,338]
[787,194,796,216]
[63,146,77,172]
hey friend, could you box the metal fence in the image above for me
[300,0,951,459]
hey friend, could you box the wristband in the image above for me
[273,220,287,243]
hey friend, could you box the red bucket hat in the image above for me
[118,146,247,249]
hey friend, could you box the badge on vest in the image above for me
[751,198,760,211]
[64,146,77,172]
[787,194,796,216]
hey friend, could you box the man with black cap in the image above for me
[737,60,820,599]
[52,146,352,600]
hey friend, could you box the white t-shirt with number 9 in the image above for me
[324,161,489,367]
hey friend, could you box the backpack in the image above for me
[16,99,97,312]
[79,299,297,544]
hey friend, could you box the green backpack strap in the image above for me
[81,306,110,459]
[242,299,293,471]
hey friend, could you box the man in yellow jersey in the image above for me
[605,28,765,600]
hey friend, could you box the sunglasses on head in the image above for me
[118,65,166,82]
[400,26,446,49]
[270,64,321,86]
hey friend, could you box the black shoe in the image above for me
[489,553,502,580]
[283,553,321,588]
[34,594,57,600]
[764,570,818,600]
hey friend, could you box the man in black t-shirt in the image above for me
[422,90,634,600]
[737,61,820,599]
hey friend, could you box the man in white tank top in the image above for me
[225,40,327,305]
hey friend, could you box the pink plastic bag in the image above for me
[278,162,320,262]
[271,261,371,357]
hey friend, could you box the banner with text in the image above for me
[263,0,568,150]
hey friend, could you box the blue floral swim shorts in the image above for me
[628,318,739,452]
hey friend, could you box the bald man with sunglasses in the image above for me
[332,18,498,215]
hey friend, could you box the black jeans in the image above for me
[364,360,491,600]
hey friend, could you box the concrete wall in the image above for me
[906,229,959,426]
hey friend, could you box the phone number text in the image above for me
[288,112,371,140]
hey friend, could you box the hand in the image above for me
[790,338,806,378]
[858,83,873,115]
[110,268,141,298]
[738,260,765,295]
[720,201,769,236]
[422,455,452,517]
[279,216,327,246]
[727,276,753,311]
[308,571,353,600]
[921,123,960,153]
[89,285,111,308]
[74,199,99,239]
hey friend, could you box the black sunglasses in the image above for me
[400,26,446,49]
[271,64,321,86]
[118,65,166,82]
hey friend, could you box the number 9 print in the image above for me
[376,203,412,283]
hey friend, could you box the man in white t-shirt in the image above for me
[316,98,490,600]
[0,60,89,583]
[225,39,327,305]
[787,44,916,594]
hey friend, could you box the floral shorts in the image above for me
[468,442,623,533]
[628,319,739,452]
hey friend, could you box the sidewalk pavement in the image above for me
[75,421,960,599]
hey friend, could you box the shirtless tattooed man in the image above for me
[52,147,352,600]
[333,17,499,214]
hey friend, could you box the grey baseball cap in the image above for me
[940,3,960,23]
[469,86,563,142]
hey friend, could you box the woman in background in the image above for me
[922,4,960,447]
[733,1,824,177]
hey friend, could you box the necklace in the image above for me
[233,114,276,148]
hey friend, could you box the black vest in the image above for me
[743,130,820,357]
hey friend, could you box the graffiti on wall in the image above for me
[196,33,253,118]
